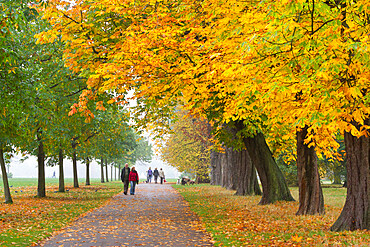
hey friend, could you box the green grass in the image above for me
[288,185,347,208]
[173,184,368,246]
[0,178,104,189]
[0,180,123,247]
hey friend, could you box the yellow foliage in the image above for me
[36,0,369,161]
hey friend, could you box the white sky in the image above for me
[8,154,180,179]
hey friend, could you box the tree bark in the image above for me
[221,149,228,188]
[222,147,235,190]
[72,150,79,188]
[100,157,105,183]
[0,148,13,204]
[37,137,46,197]
[118,164,121,181]
[331,124,370,231]
[296,127,324,215]
[234,148,262,196]
[105,159,109,182]
[243,132,294,204]
[111,164,113,182]
[333,163,342,184]
[210,151,222,185]
[86,158,90,186]
[229,148,238,190]
[58,149,65,192]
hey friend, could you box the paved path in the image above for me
[38,184,214,247]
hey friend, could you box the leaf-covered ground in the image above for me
[174,184,370,246]
[37,183,213,247]
[0,179,122,246]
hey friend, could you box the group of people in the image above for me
[120,163,139,195]
[120,164,166,195]
[146,167,165,184]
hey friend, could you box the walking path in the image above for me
[37,183,214,247]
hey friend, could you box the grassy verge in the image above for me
[173,184,369,246]
[0,179,123,246]
[0,178,104,189]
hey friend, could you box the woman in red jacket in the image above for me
[129,167,139,195]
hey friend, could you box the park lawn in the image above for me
[174,184,370,246]
[0,178,104,188]
[0,179,123,247]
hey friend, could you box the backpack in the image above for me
[148,170,153,176]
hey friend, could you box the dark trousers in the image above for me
[154,176,158,183]
[123,180,129,194]
[160,177,164,184]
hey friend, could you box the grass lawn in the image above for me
[0,178,123,247]
[0,178,104,189]
[173,184,370,246]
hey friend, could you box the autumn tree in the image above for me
[36,0,295,205]
[160,110,212,183]
[0,0,23,204]
[206,0,369,228]
[0,0,41,200]
[37,0,369,230]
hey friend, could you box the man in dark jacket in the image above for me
[121,163,130,195]
[153,168,159,183]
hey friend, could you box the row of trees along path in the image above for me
[0,0,367,235]
[36,184,214,247]
[0,1,152,205]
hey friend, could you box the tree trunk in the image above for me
[86,158,90,186]
[72,150,79,188]
[222,147,234,190]
[0,148,13,204]
[254,170,262,196]
[243,132,294,204]
[37,138,46,197]
[229,148,238,190]
[296,127,324,215]
[234,148,262,196]
[118,164,121,181]
[331,125,370,231]
[105,159,109,182]
[210,151,222,185]
[115,165,117,181]
[221,149,228,188]
[100,157,105,183]
[111,164,113,182]
[58,149,65,192]
[333,163,342,184]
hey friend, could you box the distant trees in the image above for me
[160,110,211,183]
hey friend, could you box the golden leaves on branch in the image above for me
[36,0,370,161]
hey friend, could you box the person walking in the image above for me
[159,168,165,184]
[120,163,130,195]
[147,167,153,183]
[153,168,159,183]
[129,167,139,195]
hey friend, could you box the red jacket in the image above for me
[129,171,139,182]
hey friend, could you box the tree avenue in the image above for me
[37,0,370,231]
[0,0,151,205]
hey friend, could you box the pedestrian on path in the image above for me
[39,183,214,246]
[147,167,153,183]
[121,163,130,195]
[129,167,139,195]
[159,168,165,184]
[153,168,159,183]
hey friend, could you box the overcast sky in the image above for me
[8,154,180,179]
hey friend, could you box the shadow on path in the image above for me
[37,184,214,247]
